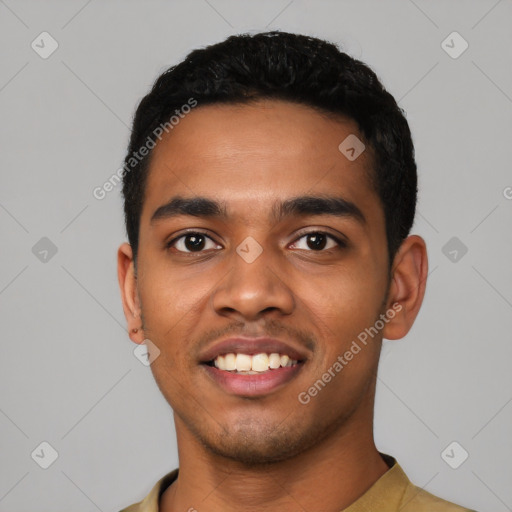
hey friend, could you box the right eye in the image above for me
[166,232,222,253]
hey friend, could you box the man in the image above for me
[117,31,475,511]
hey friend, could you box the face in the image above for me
[122,99,394,464]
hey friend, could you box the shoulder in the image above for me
[399,481,477,512]
[119,504,142,512]
[371,455,477,512]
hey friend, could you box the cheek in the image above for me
[298,265,387,393]
[299,276,383,408]
[303,263,385,332]
[139,256,212,321]
[136,265,209,371]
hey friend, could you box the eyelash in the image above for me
[165,230,347,254]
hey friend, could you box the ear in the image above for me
[117,242,145,344]
[382,235,428,340]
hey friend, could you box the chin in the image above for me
[208,438,298,466]
[195,416,329,466]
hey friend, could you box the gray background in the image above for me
[1,0,511,510]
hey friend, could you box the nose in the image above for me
[211,240,295,321]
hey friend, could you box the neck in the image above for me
[160,415,389,512]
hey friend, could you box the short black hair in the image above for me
[122,31,417,267]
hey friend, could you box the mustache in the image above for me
[194,319,316,355]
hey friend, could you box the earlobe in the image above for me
[382,235,428,341]
[117,243,145,344]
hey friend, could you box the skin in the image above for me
[118,99,428,512]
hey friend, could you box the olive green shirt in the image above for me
[119,456,475,512]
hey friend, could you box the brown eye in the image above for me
[183,234,206,251]
[167,232,221,253]
[305,233,327,250]
[291,232,343,251]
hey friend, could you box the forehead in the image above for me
[141,99,380,225]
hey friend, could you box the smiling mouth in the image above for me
[205,352,302,374]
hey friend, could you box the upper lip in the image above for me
[199,337,309,363]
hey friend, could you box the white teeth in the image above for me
[251,353,269,372]
[212,352,300,372]
[269,353,281,369]
[235,353,252,372]
[224,353,236,371]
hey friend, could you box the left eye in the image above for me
[290,232,343,251]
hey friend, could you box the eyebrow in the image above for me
[150,195,366,225]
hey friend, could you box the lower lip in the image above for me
[202,363,303,397]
